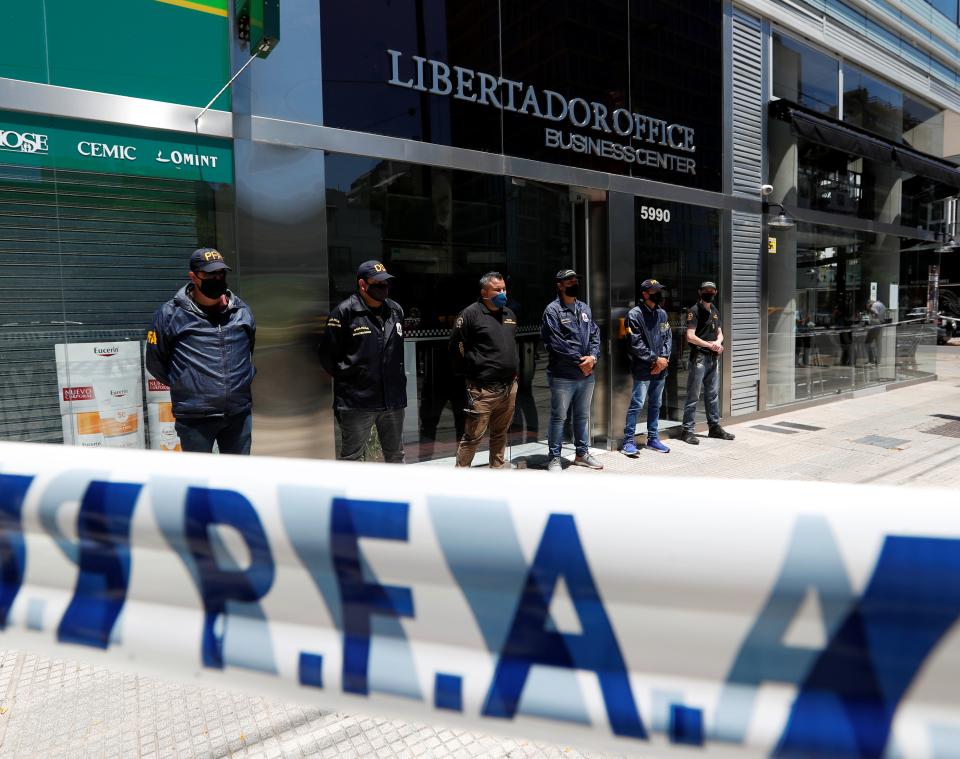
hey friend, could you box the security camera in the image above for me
[760,184,774,196]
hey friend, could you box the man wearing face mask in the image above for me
[540,269,602,471]
[449,271,519,468]
[621,278,672,456]
[680,281,735,445]
[319,260,407,463]
[145,248,256,454]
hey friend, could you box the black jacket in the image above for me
[449,300,519,386]
[541,297,601,380]
[319,293,407,411]
[145,285,256,419]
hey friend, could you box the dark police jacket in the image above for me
[541,296,601,380]
[146,285,256,419]
[319,293,407,411]
[449,299,518,386]
[625,301,672,380]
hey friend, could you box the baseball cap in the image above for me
[555,268,578,281]
[190,248,230,273]
[699,280,718,290]
[357,260,395,282]
[640,278,664,292]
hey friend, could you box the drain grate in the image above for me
[923,421,960,439]
[752,425,800,434]
[775,421,825,431]
[855,435,910,449]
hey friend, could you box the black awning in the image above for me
[893,149,960,189]
[770,100,960,189]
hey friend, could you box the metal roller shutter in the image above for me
[730,8,764,415]
[0,165,219,442]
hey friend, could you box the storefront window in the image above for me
[324,153,574,462]
[765,222,938,407]
[772,34,839,116]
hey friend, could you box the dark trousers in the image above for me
[683,352,720,431]
[175,412,252,455]
[336,408,405,463]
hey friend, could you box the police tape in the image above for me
[0,440,957,758]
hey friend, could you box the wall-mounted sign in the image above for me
[768,237,777,254]
[387,50,698,176]
[0,110,233,183]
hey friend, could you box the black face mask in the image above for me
[366,283,390,302]
[198,276,227,299]
[648,291,663,305]
[700,291,716,303]
[564,283,580,298]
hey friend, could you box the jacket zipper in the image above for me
[219,322,228,413]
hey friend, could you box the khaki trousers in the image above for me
[455,379,518,468]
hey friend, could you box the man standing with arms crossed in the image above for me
[621,278,672,456]
[680,281,735,445]
[450,272,518,469]
[320,260,407,463]
[146,247,256,454]
[541,269,602,471]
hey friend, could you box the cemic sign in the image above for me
[386,49,697,173]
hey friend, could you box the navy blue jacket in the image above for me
[319,293,407,411]
[541,297,601,380]
[146,286,256,419]
[626,302,672,379]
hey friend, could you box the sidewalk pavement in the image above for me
[535,345,960,490]
[0,348,956,758]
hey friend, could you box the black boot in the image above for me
[680,429,700,445]
[708,425,735,440]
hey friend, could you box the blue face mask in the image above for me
[491,292,508,308]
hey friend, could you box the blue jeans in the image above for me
[622,373,666,442]
[683,352,720,431]
[336,408,405,463]
[175,412,252,455]
[548,375,595,457]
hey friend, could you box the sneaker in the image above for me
[574,453,604,470]
[709,425,735,440]
[646,438,670,453]
[680,430,700,445]
[621,439,639,457]
[547,457,563,472]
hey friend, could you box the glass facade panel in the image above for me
[842,63,903,141]
[765,222,939,407]
[319,0,503,153]
[929,0,959,23]
[629,0,723,191]
[772,34,840,116]
[323,153,575,462]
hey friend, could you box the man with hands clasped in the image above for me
[621,278,672,457]
[680,280,735,445]
[541,269,602,472]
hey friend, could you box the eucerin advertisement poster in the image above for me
[143,344,181,452]
[55,342,145,449]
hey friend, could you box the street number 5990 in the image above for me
[639,206,671,222]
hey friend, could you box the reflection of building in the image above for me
[1,0,959,460]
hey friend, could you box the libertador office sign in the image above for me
[387,49,698,175]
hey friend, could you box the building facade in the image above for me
[1,0,958,461]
